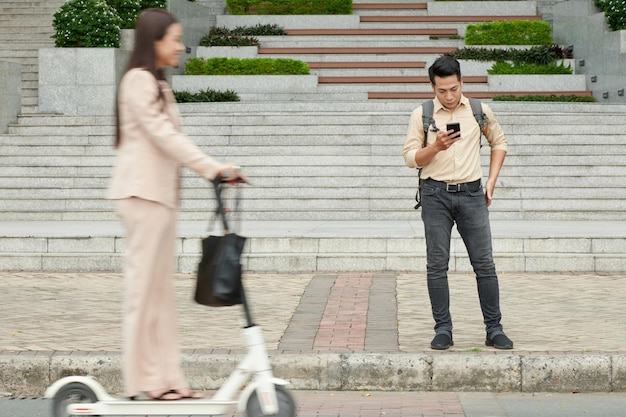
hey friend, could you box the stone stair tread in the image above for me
[285,28,456,35]
[360,15,542,22]
[258,46,458,54]
[352,2,428,9]
[319,75,487,84]
[368,91,595,99]
[308,61,426,69]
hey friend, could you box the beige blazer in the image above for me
[107,68,220,209]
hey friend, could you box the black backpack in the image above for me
[414,98,489,209]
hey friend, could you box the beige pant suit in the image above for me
[107,68,221,397]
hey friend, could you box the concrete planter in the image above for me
[172,74,318,94]
[196,46,259,59]
[488,74,587,92]
[39,48,129,116]
[119,29,134,51]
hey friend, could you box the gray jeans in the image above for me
[420,180,503,336]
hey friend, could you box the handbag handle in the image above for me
[210,177,242,234]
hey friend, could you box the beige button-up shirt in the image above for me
[403,95,507,184]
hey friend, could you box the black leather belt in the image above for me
[424,178,481,193]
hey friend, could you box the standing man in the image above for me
[402,55,513,350]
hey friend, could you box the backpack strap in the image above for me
[415,100,435,209]
[468,97,489,136]
[421,99,436,147]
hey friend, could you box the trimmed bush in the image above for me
[200,28,259,47]
[604,0,626,30]
[52,0,122,47]
[226,0,352,15]
[228,23,287,36]
[174,88,240,102]
[487,61,573,75]
[493,94,595,102]
[105,0,142,29]
[185,57,310,75]
[199,24,286,47]
[465,20,553,45]
[451,45,572,65]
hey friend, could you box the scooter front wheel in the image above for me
[52,382,100,417]
[246,385,296,417]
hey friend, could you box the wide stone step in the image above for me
[353,2,428,10]
[8,120,624,135]
[318,75,487,84]
[258,36,445,48]
[0,220,623,273]
[369,90,595,99]
[308,60,426,69]
[285,28,453,36]
[8,111,626,132]
[258,46,458,55]
[359,14,542,23]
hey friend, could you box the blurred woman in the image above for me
[107,8,245,401]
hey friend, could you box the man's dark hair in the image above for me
[428,55,462,84]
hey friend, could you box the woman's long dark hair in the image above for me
[115,9,178,147]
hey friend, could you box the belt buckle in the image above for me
[446,183,460,192]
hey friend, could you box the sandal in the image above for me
[177,389,205,399]
[146,390,184,401]
[131,388,205,401]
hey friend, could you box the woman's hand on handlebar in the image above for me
[217,164,249,184]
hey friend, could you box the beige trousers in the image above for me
[116,197,188,397]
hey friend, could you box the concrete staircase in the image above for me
[212,1,590,100]
[0,0,65,114]
[0,0,624,274]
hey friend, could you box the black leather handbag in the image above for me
[194,179,246,307]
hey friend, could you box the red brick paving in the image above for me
[313,274,372,351]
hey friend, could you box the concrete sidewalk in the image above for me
[1,271,626,397]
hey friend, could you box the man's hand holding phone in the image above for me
[434,122,461,151]
[446,122,461,140]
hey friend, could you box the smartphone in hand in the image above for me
[446,122,461,139]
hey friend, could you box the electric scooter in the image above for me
[44,178,297,417]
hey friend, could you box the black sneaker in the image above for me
[486,332,514,349]
[430,333,453,350]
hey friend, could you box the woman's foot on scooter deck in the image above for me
[138,389,205,401]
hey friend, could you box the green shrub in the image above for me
[185,57,310,75]
[229,23,287,36]
[226,0,352,15]
[487,61,573,74]
[174,88,240,102]
[199,24,286,47]
[451,45,572,65]
[52,0,122,47]
[464,20,553,45]
[492,94,595,102]
[604,0,626,30]
[105,0,142,29]
[200,29,259,47]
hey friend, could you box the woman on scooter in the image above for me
[107,8,246,401]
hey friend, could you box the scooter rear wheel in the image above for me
[246,385,296,417]
[52,382,100,417]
